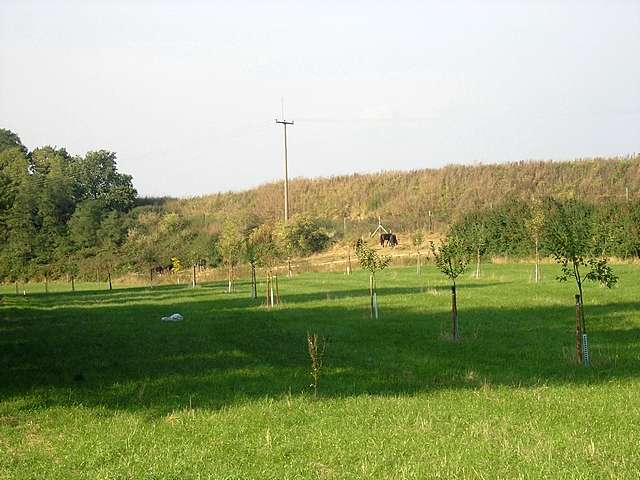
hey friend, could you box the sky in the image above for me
[1,0,639,197]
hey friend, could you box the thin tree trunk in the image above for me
[287,257,293,277]
[451,284,458,340]
[268,272,275,307]
[192,264,196,288]
[228,266,232,293]
[372,275,378,319]
[71,275,75,292]
[265,272,271,306]
[15,281,19,295]
[475,248,480,279]
[150,268,153,288]
[44,274,48,294]
[274,272,280,304]
[369,274,374,318]
[108,271,112,291]
[251,264,257,299]
[535,238,540,283]
[575,294,583,364]
[575,265,586,334]
[417,251,421,275]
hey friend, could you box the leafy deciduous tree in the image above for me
[354,239,391,318]
[430,236,470,341]
[545,199,617,364]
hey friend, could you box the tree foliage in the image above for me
[544,199,618,291]
[430,236,469,286]
[354,240,391,276]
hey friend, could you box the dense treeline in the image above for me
[450,198,640,260]
[0,129,137,282]
[0,129,331,284]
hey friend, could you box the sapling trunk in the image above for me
[475,248,480,279]
[275,272,280,305]
[307,333,323,398]
[108,271,112,291]
[534,238,540,283]
[251,264,257,299]
[15,282,19,295]
[575,264,586,334]
[268,273,275,307]
[287,258,293,277]
[451,284,459,340]
[373,292,379,319]
[573,263,590,367]
[44,274,48,294]
[575,294,583,364]
[265,272,272,307]
[369,274,374,318]
[417,251,421,275]
[71,275,75,292]
[192,264,196,288]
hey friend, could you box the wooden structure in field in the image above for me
[370,216,389,238]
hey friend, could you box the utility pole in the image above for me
[275,118,294,223]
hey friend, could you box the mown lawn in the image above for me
[1,264,639,479]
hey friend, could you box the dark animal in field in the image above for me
[152,264,173,275]
[380,233,398,248]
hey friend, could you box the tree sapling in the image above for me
[430,235,470,341]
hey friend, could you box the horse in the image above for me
[380,233,398,248]
[152,264,173,275]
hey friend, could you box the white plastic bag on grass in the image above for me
[161,313,183,322]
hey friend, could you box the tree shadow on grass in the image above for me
[1,284,639,417]
[8,280,507,312]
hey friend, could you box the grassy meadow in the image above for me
[1,263,640,479]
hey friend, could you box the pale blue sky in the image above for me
[1,0,639,197]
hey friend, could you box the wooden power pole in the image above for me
[275,118,294,222]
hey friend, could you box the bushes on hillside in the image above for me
[450,199,640,260]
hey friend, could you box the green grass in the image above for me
[1,264,640,479]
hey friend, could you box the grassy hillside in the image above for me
[1,264,640,478]
[168,155,640,232]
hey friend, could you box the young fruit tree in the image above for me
[526,200,545,283]
[306,332,326,398]
[545,199,618,366]
[451,214,486,279]
[219,220,244,293]
[250,224,281,307]
[274,220,295,278]
[354,239,391,319]
[430,235,470,341]
[171,256,183,285]
[243,228,261,300]
[411,230,424,275]
[180,232,211,288]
